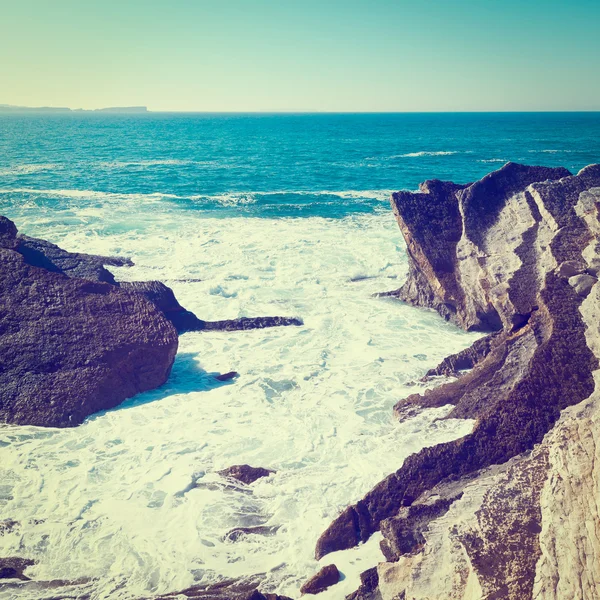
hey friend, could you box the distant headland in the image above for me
[0,104,148,114]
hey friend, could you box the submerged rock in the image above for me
[152,579,292,600]
[0,217,178,427]
[320,164,600,599]
[0,557,35,580]
[217,465,275,485]
[300,564,340,595]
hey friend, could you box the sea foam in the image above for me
[0,211,478,600]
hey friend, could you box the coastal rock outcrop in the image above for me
[299,564,340,595]
[0,216,179,427]
[316,164,600,599]
[152,579,292,600]
[0,216,304,427]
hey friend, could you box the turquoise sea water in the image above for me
[0,113,599,600]
[1,112,599,224]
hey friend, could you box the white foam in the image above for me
[0,187,393,206]
[0,212,478,599]
[527,149,572,154]
[0,163,60,176]
[396,151,460,158]
[478,158,507,163]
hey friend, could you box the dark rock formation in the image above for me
[121,282,303,333]
[217,465,275,485]
[345,568,381,600]
[215,371,239,382]
[0,217,178,427]
[0,557,35,580]
[16,234,133,284]
[201,316,303,332]
[224,525,280,542]
[152,579,292,600]
[381,163,571,331]
[299,564,340,595]
[6,227,303,336]
[318,164,600,599]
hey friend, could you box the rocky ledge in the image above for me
[0,217,302,428]
[316,163,600,600]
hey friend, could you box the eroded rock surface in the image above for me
[152,579,292,600]
[0,218,179,427]
[318,164,600,600]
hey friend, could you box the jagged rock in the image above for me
[568,273,597,296]
[0,217,178,427]
[152,579,292,599]
[17,234,133,284]
[556,259,587,278]
[202,316,304,332]
[120,282,302,334]
[316,164,600,599]
[9,232,303,336]
[423,333,500,378]
[384,163,571,331]
[217,465,275,485]
[346,567,381,600]
[215,371,239,382]
[0,557,35,580]
[300,564,340,595]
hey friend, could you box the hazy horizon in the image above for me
[2,0,599,112]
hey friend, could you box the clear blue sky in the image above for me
[1,0,599,111]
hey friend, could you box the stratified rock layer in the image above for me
[317,164,600,600]
[0,217,179,427]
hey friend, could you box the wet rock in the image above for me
[224,525,280,542]
[346,567,381,600]
[215,371,239,382]
[202,316,303,332]
[217,465,275,485]
[0,557,35,580]
[300,564,340,595]
[316,165,600,598]
[17,233,133,284]
[0,520,19,536]
[0,216,178,427]
[153,579,292,599]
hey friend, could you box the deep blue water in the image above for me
[1,112,599,219]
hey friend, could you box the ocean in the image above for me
[0,112,599,600]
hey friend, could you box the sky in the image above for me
[1,0,599,112]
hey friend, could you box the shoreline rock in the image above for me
[299,564,340,595]
[318,163,600,599]
[0,217,179,428]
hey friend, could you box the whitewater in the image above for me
[0,209,478,600]
[2,111,598,599]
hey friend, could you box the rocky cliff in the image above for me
[317,163,600,599]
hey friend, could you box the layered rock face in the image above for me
[315,164,600,600]
[0,216,179,427]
